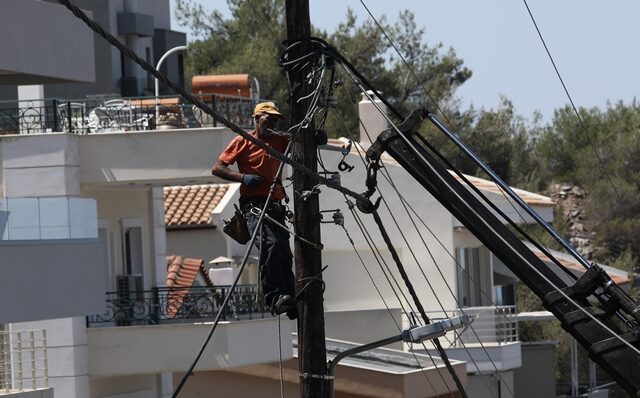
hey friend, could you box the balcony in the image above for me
[0,94,264,135]
[87,285,269,327]
[0,329,52,397]
[417,306,522,373]
[86,286,292,377]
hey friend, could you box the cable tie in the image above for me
[299,373,334,380]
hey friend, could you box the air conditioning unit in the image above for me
[116,274,143,301]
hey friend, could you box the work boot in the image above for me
[272,294,296,317]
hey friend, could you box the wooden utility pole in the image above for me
[285,1,328,397]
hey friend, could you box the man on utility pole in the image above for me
[285,0,328,397]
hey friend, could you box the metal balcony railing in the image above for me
[0,329,48,394]
[424,305,518,347]
[86,285,268,328]
[0,94,267,135]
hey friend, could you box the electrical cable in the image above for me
[171,141,292,397]
[60,0,637,390]
[370,209,468,398]
[521,0,621,201]
[345,138,516,396]
[348,205,414,317]
[337,49,576,382]
[333,100,514,383]
[56,0,369,208]
[339,208,448,397]
[277,314,285,398]
[355,0,614,277]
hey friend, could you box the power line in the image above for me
[338,107,516,396]
[56,0,369,207]
[521,0,621,201]
[355,0,610,277]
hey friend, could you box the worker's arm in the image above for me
[211,159,263,187]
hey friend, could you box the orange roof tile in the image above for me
[532,251,630,285]
[164,184,231,228]
[166,255,214,318]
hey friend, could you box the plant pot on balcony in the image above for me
[157,123,179,130]
[155,113,183,130]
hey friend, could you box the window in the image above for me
[124,226,143,275]
[98,219,119,292]
[121,219,144,278]
[456,246,492,307]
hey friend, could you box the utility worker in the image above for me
[211,102,297,320]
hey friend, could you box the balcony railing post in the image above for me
[42,330,48,388]
[152,286,160,325]
[29,331,35,390]
[16,332,23,391]
[51,99,59,132]
[1,331,10,393]
[67,101,73,133]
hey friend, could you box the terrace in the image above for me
[0,93,264,135]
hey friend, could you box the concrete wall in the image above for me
[324,309,403,349]
[78,128,236,185]
[11,317,90,398]
[84,188,153,290]
[182,355,467,398]
[42,0,114,99]
[87,318,293,377]
[514,342,556,398]
[0,0,95,85]
[90,374,158,398]
[2,389,53,398]
[1,133,80,198]
[468,370,515,398]
[317,147,459,315]
[0,240,104,323]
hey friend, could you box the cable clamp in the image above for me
[299,372,334,380]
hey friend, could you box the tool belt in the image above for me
[239,196,284,214]
[222,204,251,244]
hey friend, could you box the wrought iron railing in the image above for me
[0,329,48,393]
[0,93,265,135]
[423,305,519,347]
[86,285,268,328]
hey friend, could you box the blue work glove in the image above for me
[241,174,264,187]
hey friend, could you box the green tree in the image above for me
[175,0,288,102]
[534,100,640,266]
[418,97,541,188]
[175,0,472,139]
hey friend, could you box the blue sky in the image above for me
[170,1,640,124]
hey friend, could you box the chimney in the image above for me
[358,91,388,148]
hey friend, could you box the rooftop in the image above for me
[164,184,230,228]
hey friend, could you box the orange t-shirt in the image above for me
[219,131,289,200]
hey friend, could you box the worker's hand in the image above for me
[241,174,264,187]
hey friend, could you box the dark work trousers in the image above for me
[243,199,295,308]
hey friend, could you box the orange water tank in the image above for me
[192,74,251,98]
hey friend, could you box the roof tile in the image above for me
[165,255,215,318]
[164,184,231,228]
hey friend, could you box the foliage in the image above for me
[175,0,471,139]
[175,0,288,102]
[534,101,640,264]
[419,97,542,188]
[174,0,640,284]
